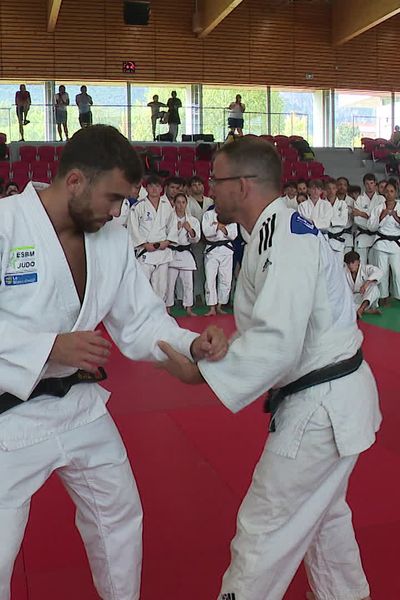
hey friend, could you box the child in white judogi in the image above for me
[282,181,298,210]
[129,174,175,302]
[166,193,200,316]
[324,179,349,261]
[368,180,400,303]
[202,206,238,316]
[344,251,382,318]
[298,179,332,231]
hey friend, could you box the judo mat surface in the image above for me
[11,306,400,600]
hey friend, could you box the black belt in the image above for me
[135,242,160,259]
[264,349,363,432]
[0,368,107,415]
[327,231,345,243]
[372,232,400,248]
[342,226,353,235]
[356,226,375,237]
[205,240,234,254]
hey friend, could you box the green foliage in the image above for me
[335,122,360,148]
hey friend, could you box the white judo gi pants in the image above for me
[139,262,169,302]
[219,406,369,600]
[374,249,400,299]
[0,414,142,600]
[166,267,194,308]
[354,284,380,310]
[205,252,233,306]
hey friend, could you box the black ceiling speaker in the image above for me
[123,1,151,25]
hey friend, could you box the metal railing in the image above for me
[0,103,310,143]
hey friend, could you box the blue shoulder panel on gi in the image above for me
[290,212,319,236]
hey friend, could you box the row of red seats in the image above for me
[282,160,325,180]
[19,145,64,163]
[134,145,197,163]
[0,160,58,187]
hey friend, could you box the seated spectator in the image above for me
[5,181,19,196]
[282,180,298,210]
[344,251,382,318]
[166,193,200,317]
[202,205,238,316]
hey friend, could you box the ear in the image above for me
[64,169,86,193]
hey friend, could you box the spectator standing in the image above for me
[54,85,70,142]
[227,94,245,137]
[147,94,167,141]
[75,85,93,129]
[167,91,182,142]
[15,84,31,142]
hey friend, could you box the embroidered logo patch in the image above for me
[262,257,272,272]
[4,273,38,286]
[4,245,38,285]
[290,212,318,236]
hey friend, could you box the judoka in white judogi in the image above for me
[0,182,202,600]
[187,182,214,301]
[344,255,382,315]
[166,195,201,313]
[199,198,380,600]
[129,189,175,302]
[325,197,349,259]
[353,191,385,264]
[298,198,332,231]
[368,194,400,300]
[202,207,238,313]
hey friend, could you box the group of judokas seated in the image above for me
[281,173,400,318]
[114,174,239,317]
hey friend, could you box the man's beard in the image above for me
[68,189,101,233]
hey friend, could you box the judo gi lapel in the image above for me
[27,184,96,329]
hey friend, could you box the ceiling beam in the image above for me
[195,0,244,38]
[47,0,63,33]
[332,0,400,46]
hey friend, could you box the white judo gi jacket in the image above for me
[168,212,200,271]
[326,198,349,252]
[344,263,383,310]
[298,198,332,231]
[368,202,400,254]
[202,208,238,251]
[129,196,175,265]
[354,192,385,249]
[199,199,381,459]
[0,183,198,451]
[187,195,214,221]
[282,195,298,211]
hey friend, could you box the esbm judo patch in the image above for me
[290,212,319,236]
[4,245,38,285]
[258,213,276,255]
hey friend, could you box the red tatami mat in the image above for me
[11,316,400,599]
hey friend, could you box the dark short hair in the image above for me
[174,192,188,203]
[344,251,360,264]
[297,178,308,186]
[57,125,143,184]
[165,176,184,187]
[308,179,323,188]
[216,136,281,191]
[297,192,308,202]
[337,176,349,185]
[189,175,204,186]
[146,174,163,186]
[348,185,361,195]
[363,172,376,184]
[283,180,297,189]
[324,177,337,187]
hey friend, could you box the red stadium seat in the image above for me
[281,146,299,162]
[194,161,211,178]
[292,162,309,179]
[19,146,37,163]
[49,162,59,180]
[31,162,50,183]
[308,161,325,178]
[11,162,30,189]
[373,147,390,161]
[274,135,290,146]
[158,160,176,176]
[37,145,56,162]
[0,161,11,180]
[55,146,64,160]
[179,147,195,162]
[176,162,194,178]
[162,146,179,162]
[361,137,376,153]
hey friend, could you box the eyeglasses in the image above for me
[208,175,258,186]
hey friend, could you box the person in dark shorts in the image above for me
[75,85,93,128]
[227,94,245,137]
[15,84,31,142]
